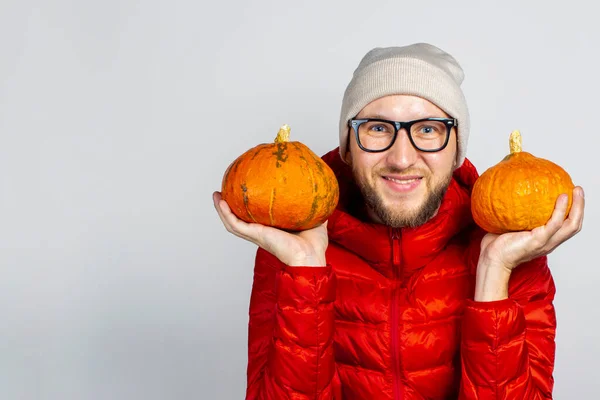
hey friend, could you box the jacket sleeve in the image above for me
[245,247,340,400]
[459,253,557,400]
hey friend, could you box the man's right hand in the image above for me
[213,191,328,267]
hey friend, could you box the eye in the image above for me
[369,124,391,133]
[413,121,446,136]
[358,121,395,138]
[419,125,437,134]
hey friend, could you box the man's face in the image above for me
[345,95,457,228]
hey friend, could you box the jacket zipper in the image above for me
[390,227,403,400]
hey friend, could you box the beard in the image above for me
[353,165,453,228]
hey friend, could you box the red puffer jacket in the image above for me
[245,148,556,399]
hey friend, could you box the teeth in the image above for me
[386,177,419,184]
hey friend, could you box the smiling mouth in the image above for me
[383,176,423,184]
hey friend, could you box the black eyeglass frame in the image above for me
[348,117,458,153]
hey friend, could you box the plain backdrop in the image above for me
[0,1,598,399]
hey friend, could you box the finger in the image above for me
[297,220,329,241]
[212,191,227,223]
[212,191,223,212]
[213,192,257,240]
[533,187,586,252]
[551,186,585,240]
[213,192,233,230]
[218,195,288,253]
[527,193,569,249]
[213,192,236,232]
[566,186,585,232]
[539,193,570,237]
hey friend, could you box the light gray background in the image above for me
[0,1,597,399]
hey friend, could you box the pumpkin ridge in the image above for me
[526,155,538,230]
[273,142,288,168]
[225,157,243,185]
[250,149,262,160]
[295,193,320,229]
[241,183,257,223]
[517,155,532,230]
[269,187,276,226]
[309,165,316,195]
[291,142,304,152]
[306,157,318,226]
[312,155,326,174]
[488,166,502,233]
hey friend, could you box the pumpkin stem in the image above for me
[275,124,291,143]
[509,130,522,154]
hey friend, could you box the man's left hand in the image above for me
[474,186,585,301]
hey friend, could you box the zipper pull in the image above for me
[391,228,401,267]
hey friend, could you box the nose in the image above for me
[385,129,418,169]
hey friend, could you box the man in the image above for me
[213,43,584,399]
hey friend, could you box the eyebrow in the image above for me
[360,113,392,120]
[357,114,446,121]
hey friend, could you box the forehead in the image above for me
[357,95,449,120]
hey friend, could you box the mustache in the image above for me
[376,166,428,176]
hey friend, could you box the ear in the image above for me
[343,128,353,165]
[450,156,457,171]
[343,148,352,166]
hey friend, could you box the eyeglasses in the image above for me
[348,117,457,153]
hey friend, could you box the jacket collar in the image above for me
[321,148,480,278]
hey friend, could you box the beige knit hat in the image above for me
[338,43,470,168]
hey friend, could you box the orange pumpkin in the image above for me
[471,130,575,234]
[221,124,339,231]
